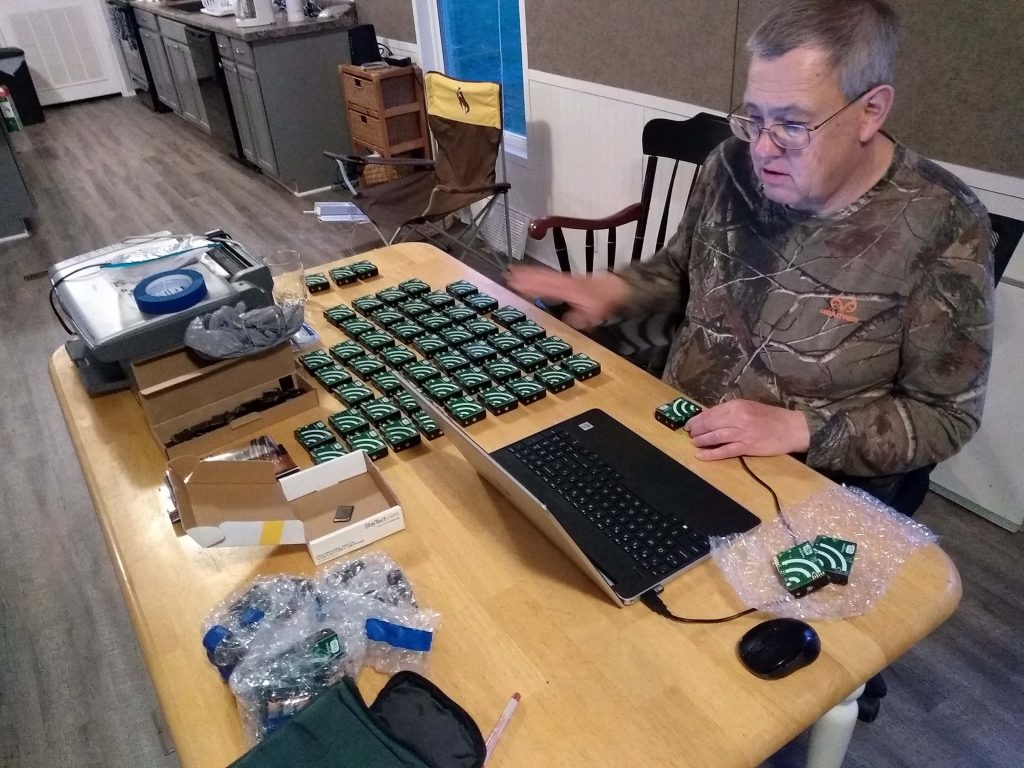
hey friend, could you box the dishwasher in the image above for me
[185,26,244,161]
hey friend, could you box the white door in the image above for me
[0,0,127,106]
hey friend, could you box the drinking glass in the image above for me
[262,250,306,308]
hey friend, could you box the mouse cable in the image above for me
[640,589,756,624]
[737,455,799,540]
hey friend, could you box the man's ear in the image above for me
[859,84,895,141]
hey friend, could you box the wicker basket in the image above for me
[348,108,423,152]
[361,159,414,187]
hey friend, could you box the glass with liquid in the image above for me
[262,250,306,308]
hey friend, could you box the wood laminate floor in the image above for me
[1,96,1021,768]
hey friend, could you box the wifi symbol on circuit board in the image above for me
[430,382,461,400]
[778,557,825,589]
[814,541,850,571]
[387,423,418,441]
[448,399,480,419]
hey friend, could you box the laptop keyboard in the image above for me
[508,428,712,577]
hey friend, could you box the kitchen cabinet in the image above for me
[130,5,355,194]
[164,37,208,131]
[219,44,276,176]
[236,63,277,175]
[138,27,178,112]
[215,27,353,193]
[159,18,209,133]
[931,212,1024,532]
[220,59,256,165]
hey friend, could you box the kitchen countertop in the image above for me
[128,0,357,42]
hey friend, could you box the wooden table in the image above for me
[51,243,961,768]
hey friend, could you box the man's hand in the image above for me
[686,400,811,460]
[506,266,632,329]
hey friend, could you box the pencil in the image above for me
[484,691,521,763]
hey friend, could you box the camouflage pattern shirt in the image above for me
[620,138,994,477]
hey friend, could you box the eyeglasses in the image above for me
[728,92,868,150]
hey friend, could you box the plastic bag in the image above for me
[184,302,304,359]
[201,552,440,744]
[201,575,317,681]
[317,551,441,676]
[710,485,938,620]
[228,599,365,741]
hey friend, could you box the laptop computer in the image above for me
[401,382,760,606]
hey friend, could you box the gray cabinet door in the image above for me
[236,63,278,176]
[221,58,256,165]
[139,28,178,111]
[178,40,209,131]
[165,39,201,125]
[120,37,147,85]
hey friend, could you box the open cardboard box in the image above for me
[131,345,318,458]
[167,450,405,565]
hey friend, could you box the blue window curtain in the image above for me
[436,0,526,136]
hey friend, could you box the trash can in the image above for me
[0,48,44,126]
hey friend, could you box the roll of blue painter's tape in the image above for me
[133,269,207,314]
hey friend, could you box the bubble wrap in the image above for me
[200,575,318,681]
[317,551,440,676]
[228,600,364,743]
[710,485,938,620]
[201,552,440,744]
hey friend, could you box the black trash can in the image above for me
[0,47,44,126]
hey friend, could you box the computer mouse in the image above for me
[738,618,821,679]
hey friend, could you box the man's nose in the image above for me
[752,129,783,160]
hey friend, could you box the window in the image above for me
[434,0,526,138]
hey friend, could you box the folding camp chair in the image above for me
[325,71,513,269]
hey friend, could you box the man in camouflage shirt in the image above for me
[509,0,993,508]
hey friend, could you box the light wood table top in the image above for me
[51,243,961,768]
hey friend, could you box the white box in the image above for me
[168,450,405,565]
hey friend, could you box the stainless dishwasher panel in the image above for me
[185,27,243,160]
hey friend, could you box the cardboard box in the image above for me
[131,345,319,458]
[167,450,405,565]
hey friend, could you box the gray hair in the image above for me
[747,0,901,99]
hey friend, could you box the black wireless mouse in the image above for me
[738,618,821,679]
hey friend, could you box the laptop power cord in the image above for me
[641,589,756,624]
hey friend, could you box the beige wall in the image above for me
[525,0,738,112]
[356,0,416,44]
[732,0,1024,177]
[367,0,1023,178]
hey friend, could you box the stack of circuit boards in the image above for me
[295,268,602,464]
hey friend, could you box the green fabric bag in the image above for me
[229,673,486,768]
[229,677,430,768]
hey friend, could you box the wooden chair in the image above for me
[990,211,1024,283]
[527,112,732,370]
[528,112,731,275]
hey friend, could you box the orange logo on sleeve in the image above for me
[820,295,860,322]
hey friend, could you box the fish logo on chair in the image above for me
[456,87,470,114]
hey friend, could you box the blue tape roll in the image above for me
[133,269,207,314]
